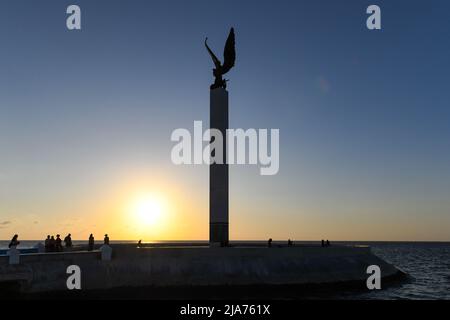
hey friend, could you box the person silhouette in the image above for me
[49,236,56,252]
[88,234,94,251]
[268,238,273,248]
[104,234,110,245]
[45,235,51,252]
[64,234,72,248]
[55,234,63,252]
[326,240,330,247]
[321,239,325,247]
[8,234,20,248]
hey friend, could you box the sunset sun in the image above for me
[131,194,165,227]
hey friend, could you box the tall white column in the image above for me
[209,88,229,246]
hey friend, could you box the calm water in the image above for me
[1,240,449,300]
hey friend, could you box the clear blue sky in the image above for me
[1,0,450,240]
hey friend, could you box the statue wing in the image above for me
[222,28,235,74]
[205,38,222,70]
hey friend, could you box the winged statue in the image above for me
[205,28,236,90]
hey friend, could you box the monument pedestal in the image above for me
[7,246,20,265]
[209,88,229,247]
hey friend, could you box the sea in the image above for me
[1,240,449,300]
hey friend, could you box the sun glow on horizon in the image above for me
[130,193,167,228]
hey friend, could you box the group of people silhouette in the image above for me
[42,233,110,252]
[44,234,70,252]
[321,239,331,247]
[266,238,332,248]
[8,234,332,251]
[8,233,111,252]
[267,238,295,247]
[88,233,110,251]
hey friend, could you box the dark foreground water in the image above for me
[350,242,450,300]
[1,241,449,300]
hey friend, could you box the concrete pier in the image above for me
[209,88,229,246]
[0,245,405,295]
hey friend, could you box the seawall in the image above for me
[0,245,403,294]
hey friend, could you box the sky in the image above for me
[1,0,450,241]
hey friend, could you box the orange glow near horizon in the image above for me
[2,171,450,242]
[128,192,167,230]
[99,172,208,242]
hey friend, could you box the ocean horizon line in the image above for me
[1,239,450,243]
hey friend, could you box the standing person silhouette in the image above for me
[55,234,63,252]
[64,234,72,248]
[49,236,56,252]
[104,234,110,245]
[88,234,95,251]
[8,234,20,248]
[45,235,51,252]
